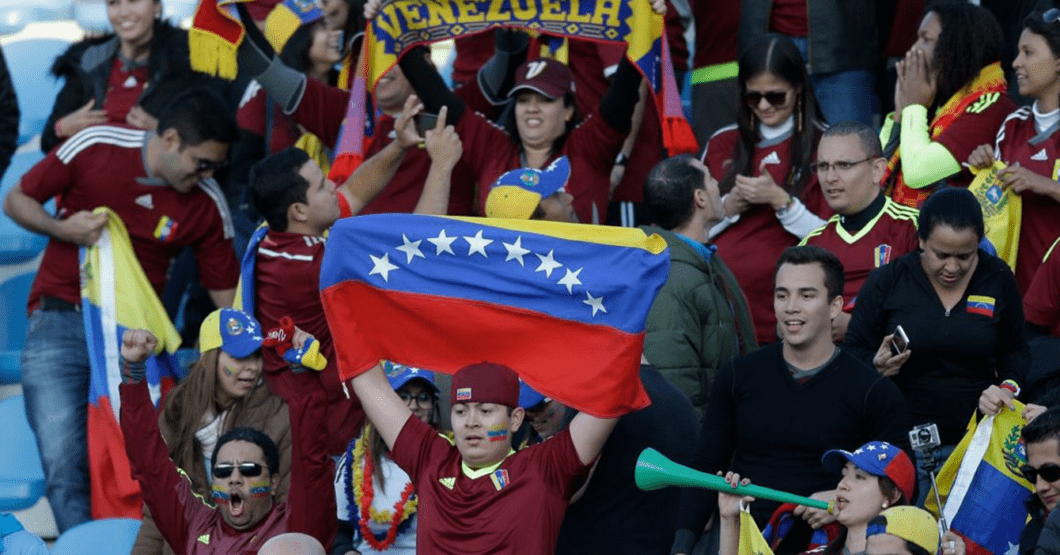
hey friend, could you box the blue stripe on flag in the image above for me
[949,461,1031,554]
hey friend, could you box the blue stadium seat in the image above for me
[0,395,44,511]
[50,518,142,555]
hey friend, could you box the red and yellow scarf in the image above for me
[884,62,1007,208]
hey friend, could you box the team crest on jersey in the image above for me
[489,469,510,491]
[874,244,893,268]
[153,215,178,242]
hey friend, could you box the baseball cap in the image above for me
[383,361,440,394]
[451,362,520,408]
[866,506,940,554]
[265,0,323,53]
[509,58,576,100]
[822,441,916,503]
[199,308,264,358]
[518,380,548,409]
[485,156,571,219]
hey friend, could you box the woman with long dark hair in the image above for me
[883,2,1016,208]
[702,34,829,345]
[967,10,1060,292]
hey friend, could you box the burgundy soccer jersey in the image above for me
[459,109,624,224]
[993,107,1060,293]
[933,91,1016,190]
[391,416,590,555]
[20,125,238,313]
[1024,237,1060,336]
[801,197,920,307]
[237,83,301,155]
[253,230,363,454]
[704,126,829,344]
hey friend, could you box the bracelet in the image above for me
[1000,379,1020,397]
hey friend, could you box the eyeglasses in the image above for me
[213,462,264,479]
[194,157,228,174]
[1045,8,1060,24]
[1021,463,1060,484]
[810,157,875,174]
[742,90,790,108]
[398,391,434,405]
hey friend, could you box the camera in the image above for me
[909,423,941,453]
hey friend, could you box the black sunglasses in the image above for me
[1021,463,1060,484]
[213,462,264,479]
[1045,8,1060,24]
[398,391,434,405]
[194,157,228,174]
[743,90,789,108]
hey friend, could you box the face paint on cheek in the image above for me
[487,423,509,442]
[248,480,272,498]
[222,364,238,377]
[212,485,230,504]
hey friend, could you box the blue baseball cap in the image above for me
[822,441,916,502]
[485,156,571,219]
[199,308,264,358]
[383,361,439,394]
[518,380,548,409]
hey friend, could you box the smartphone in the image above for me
[414,113,439,136]
[890,325,909,356]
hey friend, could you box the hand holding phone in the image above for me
[890,325,909,357]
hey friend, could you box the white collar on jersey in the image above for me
[759,115,795,142]
[1033,100,1060,136]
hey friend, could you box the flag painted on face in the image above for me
[924,403,1033,555]
[80,208,184,519]
[319,214,669,418]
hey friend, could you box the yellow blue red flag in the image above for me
[924,403,1033,555]
[739,507,774,555]
[80,208,183,519]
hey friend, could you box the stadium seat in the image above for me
[0,395,44,511]
[50,518,142,555]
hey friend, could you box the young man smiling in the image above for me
[350,360,617,554]
[800,122,919,341]
[673,246,907,554]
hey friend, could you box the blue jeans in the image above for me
[915,444,957,508]
[20,309,92,532]
[789,37,877,127]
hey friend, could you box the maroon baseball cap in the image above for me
[450,362,520,408]
[509,58,576,100]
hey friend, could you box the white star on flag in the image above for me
[557,267,583,294]
[866,444,876,451]
[369,253,399,282]
[464,230,493,257]
[427,229,457,255]
[503,236,531,266]
[583,291,607,317]
[396,234,425,264]
[535,249,562,278]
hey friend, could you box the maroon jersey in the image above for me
[391,416,590,555]
[103,58,149,124]
[253,231,363,454]
[459,109,624,223]
[704,125,828,344]
[993,106,1060,293]
[693,2,739,68]
[933,91,1016,190]
[1024,237,1060,336]
[20,125,238,313]
[237,83,300,155]
[800,197,920,307]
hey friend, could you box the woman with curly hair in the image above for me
[702,34,830,345]
[882,2,1016,208]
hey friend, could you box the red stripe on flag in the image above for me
[322,280,651,418]
[88,399,143,519]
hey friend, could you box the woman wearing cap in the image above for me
[717,441,915,555]
[42,0,215,153]
[332,363,440,555]
[702,34,830,346]
[131,307,292,555]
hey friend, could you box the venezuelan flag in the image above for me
[924,403,1032,555]
[739,508,774,555]
[80,208,184,519]
[319,214,669,417]
[967,295,996,318]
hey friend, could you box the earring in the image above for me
[796,95,803,133]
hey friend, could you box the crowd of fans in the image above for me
[5,0,1060,553]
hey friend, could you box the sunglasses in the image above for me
[810,157,875,174]
[213,462,264,479]
[1046,8,1060,24]
[1021,463,1060,484]
[194,157,228,174]
[398,391,434,405]
[743,90,790,108]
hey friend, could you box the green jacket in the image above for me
[640,227,758,416]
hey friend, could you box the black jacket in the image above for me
[845,249,1030,445]
[739,0,878,74]
[41,20,218,153]
[0,45,19,180]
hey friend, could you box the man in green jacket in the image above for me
[641,155,757,416]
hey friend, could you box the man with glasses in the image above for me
[1018,405,1060,551]
[117,327,335,553]
[1,87,240,531]
[800,121,920,342]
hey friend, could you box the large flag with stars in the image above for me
[319,214,669,418]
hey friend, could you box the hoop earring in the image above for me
[795,94,803,133]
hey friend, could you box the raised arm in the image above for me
[398,46,466,125]
[349,362,413,450]
[415,106,461,215]
[567,412,618,466]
